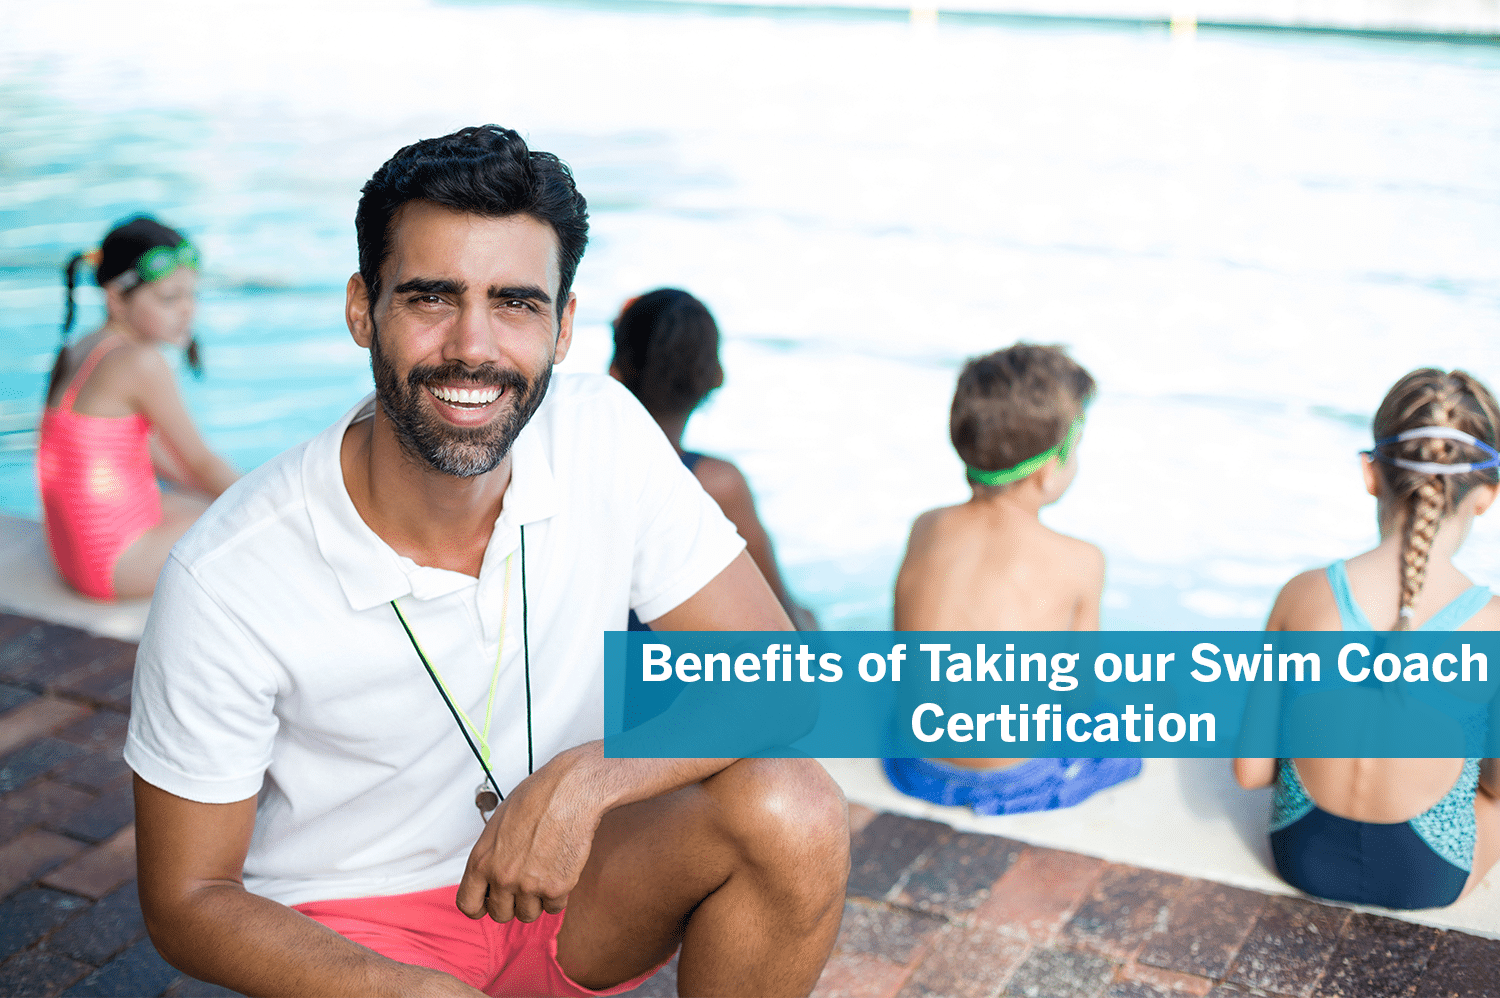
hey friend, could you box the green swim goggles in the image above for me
[966,412,1086,487]
[116,240,199,290]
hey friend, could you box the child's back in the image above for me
[884,344,1134,815]
[1237,367,1500,910]
[896,500,1102,631]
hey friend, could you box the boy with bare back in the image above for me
[883,343,1140,814]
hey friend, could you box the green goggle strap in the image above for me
[966,413,1085,487]
[131,241,200,284]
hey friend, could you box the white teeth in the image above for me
[430,385,501,405]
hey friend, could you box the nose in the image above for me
[443,301,497,369]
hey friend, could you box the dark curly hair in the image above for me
[354,125,589,316]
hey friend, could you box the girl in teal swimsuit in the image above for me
[1237,368,1500,909]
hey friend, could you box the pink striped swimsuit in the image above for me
[37,335,163,600]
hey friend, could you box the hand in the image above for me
[455,751,603,924]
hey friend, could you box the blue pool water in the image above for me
[2,1,1499,630]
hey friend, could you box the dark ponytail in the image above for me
[47,252,89,402]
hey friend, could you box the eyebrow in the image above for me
[393,277,464,296]
[490,284,553,307]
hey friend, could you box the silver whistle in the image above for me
[476,782,499,816]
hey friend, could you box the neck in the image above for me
[653,411,690,451]
[342,404,512,577]
[968,480,1047,518]
[1375,507,1472,566]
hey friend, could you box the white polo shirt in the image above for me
[125,373,745,907]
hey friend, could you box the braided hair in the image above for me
[1371,369,1500,630]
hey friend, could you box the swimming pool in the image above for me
[2,0,1498,630]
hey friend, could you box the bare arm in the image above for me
[695,459,818,629]
[1072,542,1105,631]
[134,776,478,997]
[1233,758,1276,789]
[460,551,792,924]
[124,349,238,498]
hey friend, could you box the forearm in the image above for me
[145,882,472,998]
[184,452,238,498]
[541,741,732,820]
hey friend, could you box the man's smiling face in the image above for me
[360,201,575,477]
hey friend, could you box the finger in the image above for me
[486,887,517,924]
[455,872,490,920]
[541,892,568,915]
[513,893,543,924]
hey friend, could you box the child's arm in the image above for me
[693,457,818,630]
[1072,542,1105,631]
[123,348,238,499]
[892,511,939,631]
[1264,570,1330,631]
[1233,758,1276,789]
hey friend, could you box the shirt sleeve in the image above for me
[612,389,747,623]
[125,554,281,803]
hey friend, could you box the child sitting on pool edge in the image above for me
[883,343,1140,814]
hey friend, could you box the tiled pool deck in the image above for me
[0,613,1496,997]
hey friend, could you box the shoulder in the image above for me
[98,339,172,381]
[691,455,752,508]
[171,425,330,573]
[1035,529,1104,596]
[1460,593,1500,631]
[525,373,666,455]
[1267,568,1337,630]
[1059,535,1106,584]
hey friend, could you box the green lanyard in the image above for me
[392,526,532,807]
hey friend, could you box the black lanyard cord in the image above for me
[391,603,504,803]
[521,523,534,775]
[392,522,534,805]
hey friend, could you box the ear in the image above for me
[102,281,128,319]
[607,361,623,383]
[1034,457,1062,495]
[1360,453,1380,497]
[1472,482,1498,518]
[346,273,373,349]
[552,292,577,366]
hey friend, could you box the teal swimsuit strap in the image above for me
[1326,561,1491,631]
[1419,586,1492,631]
[1324,561,1372,630]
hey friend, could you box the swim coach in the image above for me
[126,125,848,998]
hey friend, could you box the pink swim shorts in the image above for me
[293,884,667,997]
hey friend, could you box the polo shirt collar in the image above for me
[305,393,559,616]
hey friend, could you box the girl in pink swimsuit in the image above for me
[38,216,239,600]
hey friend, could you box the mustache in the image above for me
[407,362,529,393]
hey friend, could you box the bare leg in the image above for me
[112,492,211,599]
[940,758,1028,770]
[1461,781,1500,900]
[555,757,849,997]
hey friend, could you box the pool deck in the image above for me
[0,513,1496,996]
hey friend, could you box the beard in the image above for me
[370,325,552,478]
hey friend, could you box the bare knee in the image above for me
[703,758,849,897]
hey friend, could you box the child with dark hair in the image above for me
[884,343,1140,813]
[37,215,237,600]
[611,288,817,630]
[1236,368,1500,909]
